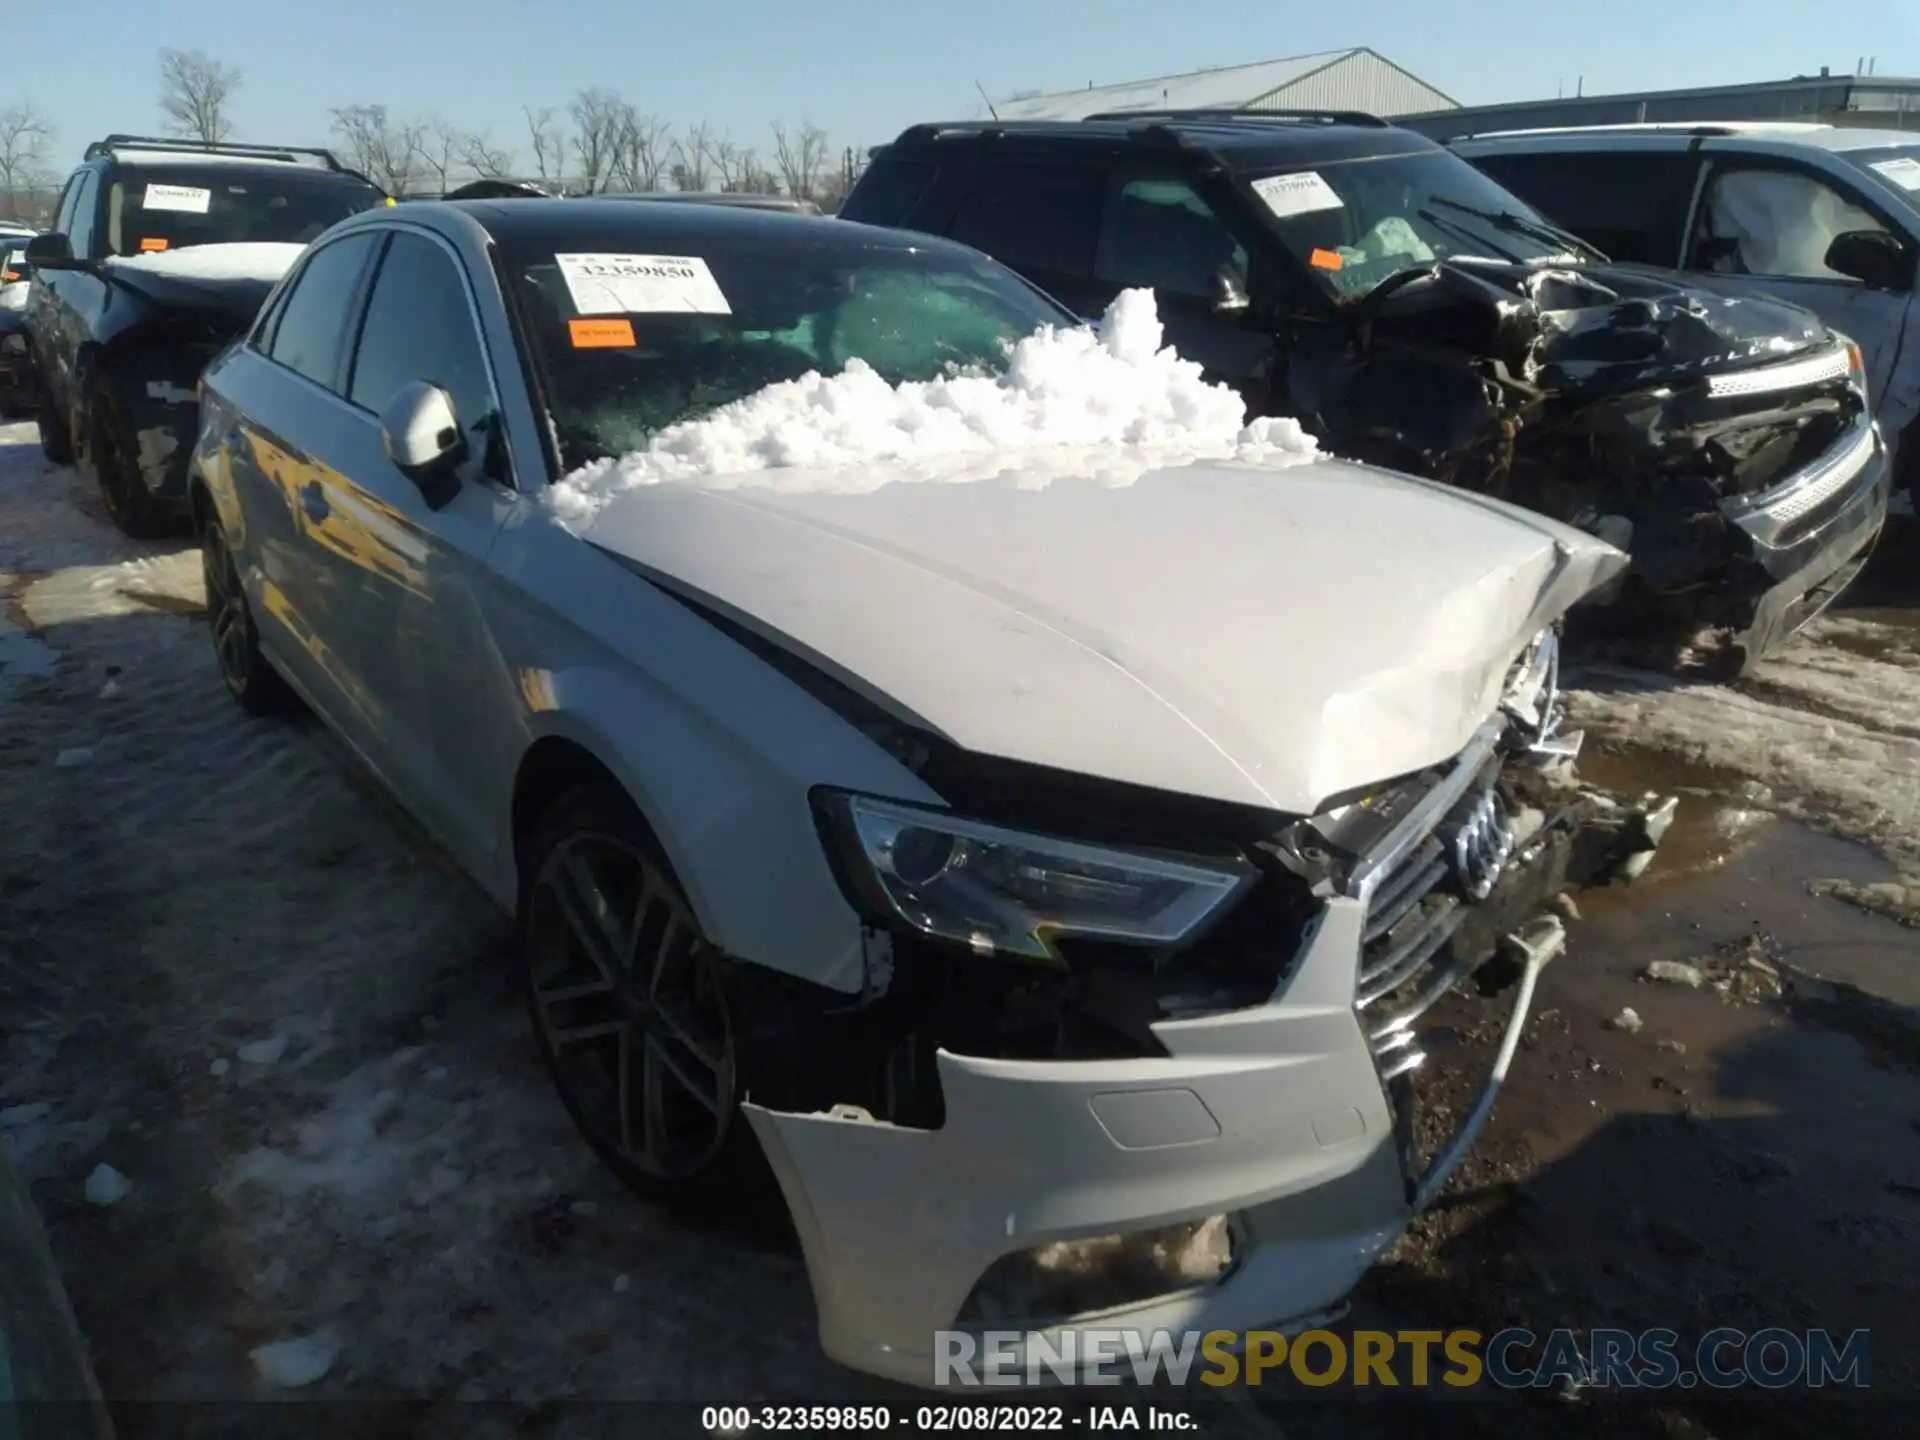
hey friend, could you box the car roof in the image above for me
[375,195,986,260]
[879,114,1439,168]
[1452,122,1920,154]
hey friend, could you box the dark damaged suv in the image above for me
[24,135,387,534]
[844,111,1891,668]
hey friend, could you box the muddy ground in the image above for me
[1,419,1915,1440]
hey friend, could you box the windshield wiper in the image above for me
[1414,206,1523,264]
[1425,196,1603,262]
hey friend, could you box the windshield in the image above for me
[506,236,1076,470]
[1245,148,1598,301]
[1846,145,1920,209]
[104,169,384,258]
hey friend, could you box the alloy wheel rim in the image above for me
[201,529,251,690]
[528,834,737,1180]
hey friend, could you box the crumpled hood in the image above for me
[1379,258,1831,397]
[579,456,1626,814]
[102,242,304,329]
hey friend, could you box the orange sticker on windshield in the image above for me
[1309,247,1343,271]
[569,317,635,348]
[140,237,170,252]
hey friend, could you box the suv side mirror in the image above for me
[1213,263,1251,314]
[379,381,468,506]
[1824,229,1911,291]
[23,233,78,271]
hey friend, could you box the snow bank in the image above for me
[548,288,1320,525]
[104,241,306,284]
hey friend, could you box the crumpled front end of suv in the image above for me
[743,629,1672,1389]
[1310,260,1890,667]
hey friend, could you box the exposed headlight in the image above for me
[813,791,1256,962]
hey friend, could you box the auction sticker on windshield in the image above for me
[142,184,213,214]
[1869,156,1920,191]
[1252,172,1345,219]
[554,253,732,316]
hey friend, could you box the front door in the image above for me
[1683,156,1918,432]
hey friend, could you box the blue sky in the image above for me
[18,0,1920,175]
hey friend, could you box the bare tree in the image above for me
[609,108,670,193]
[567,88,626,195]
[459,132,515,182]
[670,122,713,192]
[524,106,568,185]
[0,101,53,218]
[158,48,242,144]
[418,118,467,195]
[771,121,830,201]
[704,135,744,192]
[816,145,870,215]
[328,104,424,195]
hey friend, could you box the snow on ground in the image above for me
[549,289,1320,521]
[103,242,306,284]
[1568,608,1920,903]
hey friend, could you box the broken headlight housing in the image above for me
[812,790,1256,963]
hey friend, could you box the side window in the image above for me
[1690,164,1899,282]
[266,232,381,390]
[950,160,1105,278]
[1468,150,1699,266]
[65,173,101,258]
[1095,173,1249,301]
[839,157,940,227]
[346,232,496,464]
[52,173,84,235]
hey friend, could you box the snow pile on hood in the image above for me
[103,241,307,284]
[549,288,1319,524]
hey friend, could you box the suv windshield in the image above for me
[1846,144,1920,210]
[1245,148,1601,301]
[104,168,384,257]
[505,236,1075,469]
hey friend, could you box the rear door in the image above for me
[325,225,520,868]
[1681,148,1916,427]
[226,230,384,736]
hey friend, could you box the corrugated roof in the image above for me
[992,49,1363,122]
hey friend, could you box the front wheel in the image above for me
[201,516,297,715]
[89,376,170,537]
[519,787,770,1211]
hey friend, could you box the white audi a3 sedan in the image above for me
[189,198,1672,1386]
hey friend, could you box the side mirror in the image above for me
[379,381,467,505]
[1824,229,1911,291]
[23,233,77,271]
[1213,264,1251,314]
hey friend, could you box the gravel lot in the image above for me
[2,419,1914,1439]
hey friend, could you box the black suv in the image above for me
[843,111,1891,668]
[23,135,388,534]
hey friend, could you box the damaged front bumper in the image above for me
[746,683,1673,1388]
[102,358,213,514]
[1721,408,1889,663]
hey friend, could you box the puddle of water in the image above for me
[1571,744,1919,1007]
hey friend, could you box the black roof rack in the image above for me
[890,119,1190,150]
[83,133,349,171]
[1082,107,1392,128]
[1448,123,1745,143]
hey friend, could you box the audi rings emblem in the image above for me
[1447,783,1514,900]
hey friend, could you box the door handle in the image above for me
[299,481,330,522]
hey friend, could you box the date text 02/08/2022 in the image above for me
[703,1404,1197,1433]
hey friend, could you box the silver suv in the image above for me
[1451,122,1920,504]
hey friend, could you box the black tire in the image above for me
[518,785,773,1214]
[201,515,299,716]
[37,379,74,465]
[88,375,170,537]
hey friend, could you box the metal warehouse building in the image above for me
[1396,68,1920,141]
[987,47,1459,122]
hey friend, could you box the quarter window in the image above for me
[950,160,1105,278]
[265,232,380,390]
